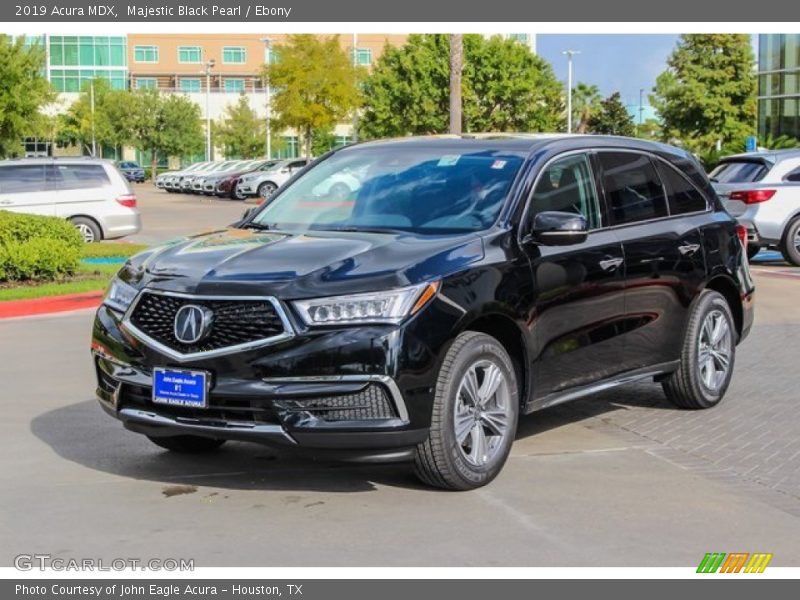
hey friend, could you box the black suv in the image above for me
[92,135,754,490]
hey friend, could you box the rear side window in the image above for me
[709,161,769,183]
[529,154,601,229]
[55,164,111,190]
[655,161,709,215]
[784,167,800,182]
[0,164,50,193]
[598,152,668,225]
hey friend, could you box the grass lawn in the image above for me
[0,242,149,302]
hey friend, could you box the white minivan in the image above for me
[0,158,141,242]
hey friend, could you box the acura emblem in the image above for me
[174,304,213,344]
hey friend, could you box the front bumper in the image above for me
[237,181,257,195]
[91,301,440,460]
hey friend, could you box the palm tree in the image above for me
[571,83,602,134]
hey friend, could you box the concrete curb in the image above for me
[0,291,103,319]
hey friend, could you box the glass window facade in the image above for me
[180,78,201,93]
[47,36,128,92]
[276,136,299,159]
[135,78,157,90]
[353,48,372,66]
[224,78,246,93]
[758,34,800,140]
[222,46,246,64]
[134,45,159,63]
[509,33,530,44]
[178,46,202,63]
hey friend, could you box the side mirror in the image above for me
[525,211,588,246]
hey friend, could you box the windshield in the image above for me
[709,160,770,183]
[249,147,524,234]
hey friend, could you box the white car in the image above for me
[156,161,209,191]
[236,158,310,199]
[711,149,800,264]
[0,158,141,242]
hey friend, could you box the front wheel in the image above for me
[258,181,277,200]
[780,216,800,266]
[414,332,519,490]
[147,435,226,453]
[662,290,736,409]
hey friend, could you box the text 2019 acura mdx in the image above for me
[92,135,754,490]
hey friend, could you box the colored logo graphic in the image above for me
[697,553,773,573]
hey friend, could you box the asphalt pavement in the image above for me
[2,187,800,567]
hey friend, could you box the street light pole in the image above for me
[562,50,580,134]
[638,88,645,137]
[352,33,358,144]
[204,58,215,162]
[90,80,96,157]
[259,37,272,158]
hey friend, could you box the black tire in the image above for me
[746,245,761,261]
[780,216,800,266]
[662,290,736,409]
[258,181,278,199]
[414,331,519,491]
[70,216,102,243]
[147,435,226,453]
[231,185,246,200]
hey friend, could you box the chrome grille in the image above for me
[128,292,286,355]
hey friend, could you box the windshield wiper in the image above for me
[241,222,272,231]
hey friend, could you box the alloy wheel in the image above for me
[453,359,513,467]
[697,309,732,392]
[76,223,95,243]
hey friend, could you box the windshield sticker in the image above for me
[437,155,461,167]
[491,160,508,170]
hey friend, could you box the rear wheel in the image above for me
[780,216,800,266]
[70,217,101,243]
[258,181,277,200]
[662,290,736,409]
[147,435,226,453]
[414,332,519,490]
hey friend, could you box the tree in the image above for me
[361,35,564,138]
[0,35,54,157]
[128,89,205,179]
[651,34,756,152]
[587,92,636,136]
[572,83,602,134]
[215,94,265,158]
[265,34,362,157]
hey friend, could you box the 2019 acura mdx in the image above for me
[92,135,754,490]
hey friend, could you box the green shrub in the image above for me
[0,210,83,247]
[0,211,83,282]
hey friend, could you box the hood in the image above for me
[129,227,485,298]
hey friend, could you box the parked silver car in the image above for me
[0,158,141,242]
[157,161,211,192]
[236,158,311,199]
[710,149,800,264]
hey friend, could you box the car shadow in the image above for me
[31,381,671,493]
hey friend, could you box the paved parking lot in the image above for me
[2,188,800,567]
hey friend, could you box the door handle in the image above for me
[678,243,701,257]
[0,200,12,205]
[599,257,624,272]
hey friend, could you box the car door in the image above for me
[521,152,627,400]
[51,163,113,219]
[0,163,56,216]
[596,151,707,372]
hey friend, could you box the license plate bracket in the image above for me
[152,367,209,408]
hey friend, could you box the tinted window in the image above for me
[250,147,524,233]
[656,161,709,214]
[598,152,668,225]
[709,160,769,183]
[784,167,800,182]
[55,164,111,190]
[0,164,49,193]
[529,154,601,229]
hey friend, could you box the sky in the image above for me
[536,34,760,110]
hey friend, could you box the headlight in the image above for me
[293,282,439,326]
[103,277,138,313]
